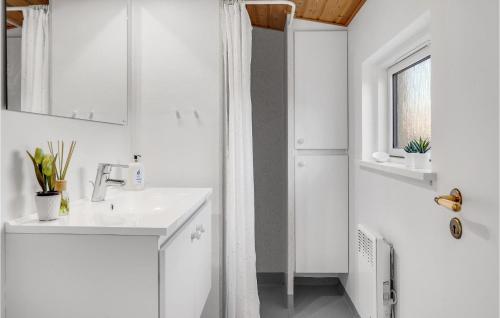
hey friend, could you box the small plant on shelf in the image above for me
[404,137,431,169]
[404,137,431,154]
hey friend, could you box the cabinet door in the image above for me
[193,204,212,317]
[295,155,348,273]
[294,31,347,150]
[160,219,195,318]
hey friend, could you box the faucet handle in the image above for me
[99,163,129,168]
[98,163,129,174]
[110,163,129,169]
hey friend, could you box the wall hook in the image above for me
[194,110,200,119]
[175,110,181,119]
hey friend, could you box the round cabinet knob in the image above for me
[297,138,305,145]
[298,161,305,168]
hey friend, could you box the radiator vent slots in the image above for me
[357,227,374,266]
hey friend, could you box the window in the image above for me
[388,47,431,156]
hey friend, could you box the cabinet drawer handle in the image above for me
[297,161,305,168]
[297,138,304,145]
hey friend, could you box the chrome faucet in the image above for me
[91,163,129,202]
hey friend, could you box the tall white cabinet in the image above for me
[287,21,349,297]
[294,31,348,150]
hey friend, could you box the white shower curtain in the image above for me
[21,5,50,113]
[222,2,261,318]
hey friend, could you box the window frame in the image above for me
[387,46,431,157]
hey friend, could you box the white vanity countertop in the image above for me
[6,188,212,238]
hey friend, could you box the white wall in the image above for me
[251,27,287,274]
[131,0,222,317]
[346,1,499,318]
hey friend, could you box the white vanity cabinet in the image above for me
[5,188,212,318]
[161,203,211,318]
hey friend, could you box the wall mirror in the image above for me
[5,0,129,125]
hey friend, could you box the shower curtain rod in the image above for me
[6,7,27,12]
[243,0,296,27]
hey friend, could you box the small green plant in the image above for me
[404,137,431,154]
[26,148,58,193]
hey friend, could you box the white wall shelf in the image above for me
[359,160,436,183]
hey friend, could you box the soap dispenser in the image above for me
[127,155,145,191]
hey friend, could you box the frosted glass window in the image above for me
[392,56,431,149]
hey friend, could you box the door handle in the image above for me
[434,188,462,212]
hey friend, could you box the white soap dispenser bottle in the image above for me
[127,155,145,191]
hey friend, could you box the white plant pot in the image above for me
[35,192,61,221]
[405,153,415,168]
[413,153,431,169]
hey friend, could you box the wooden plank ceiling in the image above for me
[247,0,365,31]
[6,0,49,29]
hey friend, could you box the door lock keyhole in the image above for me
[449,218,463,239]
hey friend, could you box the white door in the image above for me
[294,31,347,150]
[295,154,348,273]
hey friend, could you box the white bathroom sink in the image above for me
[6,188,212,238]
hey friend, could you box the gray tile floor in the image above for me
[259,283,356,318]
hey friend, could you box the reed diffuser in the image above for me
[48,141,76,215]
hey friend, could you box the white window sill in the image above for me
[359,160,436,183]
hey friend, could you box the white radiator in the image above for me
[356,225,396,318]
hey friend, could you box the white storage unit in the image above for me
[294,31,348,150]
[287,21,349,296]
[295,155,348,273]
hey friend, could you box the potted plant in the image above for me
[404,137,431,169]
[27,148,61,221]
